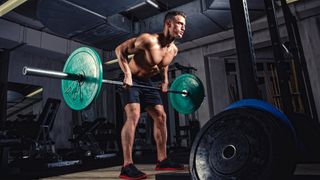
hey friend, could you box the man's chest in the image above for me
[147,46,175,66]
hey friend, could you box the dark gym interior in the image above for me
[1,0,320,179]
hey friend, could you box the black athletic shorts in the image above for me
[119,75,163,110]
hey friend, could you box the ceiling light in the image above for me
[286,0,299,4]
[126,2,146,11]
[26,88,43,98]
[0,0,28,17]
[146,0,159,9]
[60,0,107,20]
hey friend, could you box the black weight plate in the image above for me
[190,107,297,180]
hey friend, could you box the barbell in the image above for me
[22,47,205,114]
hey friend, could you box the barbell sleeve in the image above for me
[22,66,82,81]
[23,66,188,96]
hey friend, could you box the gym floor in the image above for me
[15,163,320,180]
[37,164,320,180]
[4,152,320,180]
[40,164,189,180]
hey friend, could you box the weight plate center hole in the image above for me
[78,70,85,86]
[182,90,188,97]
[222,145,236,160]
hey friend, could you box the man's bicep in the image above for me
[117,33,153,57]
[117,38,138,55]
[119,35,148,54]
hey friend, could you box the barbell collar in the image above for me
[22,66,82,81]
[169,89,188,96]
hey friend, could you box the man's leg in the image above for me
[121,103,140,166]
[146,105,185,170]
[145,105,167,161]
[119,103,147,179]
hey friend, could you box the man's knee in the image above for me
[126,111,141,126]
[155,111,167,125]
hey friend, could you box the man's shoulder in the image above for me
[136,33,158,44]
[138,33,157,39]
[171,43,178,54]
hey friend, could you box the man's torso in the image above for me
[129,34,177,78]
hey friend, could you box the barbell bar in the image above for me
[22,67,188,95]
[105,54,134,65]
[21,47,205,113]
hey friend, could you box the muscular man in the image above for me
[115,11,186,179]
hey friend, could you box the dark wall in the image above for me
[0,50,9,129]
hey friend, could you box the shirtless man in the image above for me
[115,11,186,179]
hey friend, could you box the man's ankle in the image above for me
[123,162,133,167]
[157,157,167,162]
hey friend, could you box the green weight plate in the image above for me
[61,47,103,110]
[169,74,205,114]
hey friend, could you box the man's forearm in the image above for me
[115,47,131,76]
[161,66,169,84]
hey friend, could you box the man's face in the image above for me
[167,15,186,39]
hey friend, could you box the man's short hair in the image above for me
[164,11,186,22]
